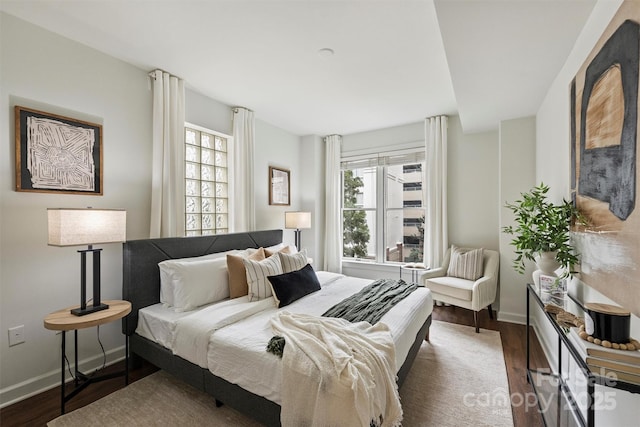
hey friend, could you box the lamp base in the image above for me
[71,303,109,316]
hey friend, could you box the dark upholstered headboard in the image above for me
[122,229,283,335]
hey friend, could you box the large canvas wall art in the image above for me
[570,1,640,316]
[15,106,103,195]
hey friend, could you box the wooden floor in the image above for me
[1,306,548,427]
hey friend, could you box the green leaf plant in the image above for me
[502,183,584,277]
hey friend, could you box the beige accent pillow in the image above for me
[264,245,292,257]
[227,247,265,298]
[447,245,484,281]
[244,253,283,302]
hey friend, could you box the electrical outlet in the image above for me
[8,325,25,346]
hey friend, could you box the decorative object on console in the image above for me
[48,208,126,316]
[543,304,583,329]
[573,325,640,355]
[269,166,290,206]
[538,274,567,307]
[285,211,311,251]
[15,106,103,195]
[503,183,583,287]
[583,302,631,344]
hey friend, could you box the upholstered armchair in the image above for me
[422,246,499,333]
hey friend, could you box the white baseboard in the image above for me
[0,345,126,408]
[496,310,527,325]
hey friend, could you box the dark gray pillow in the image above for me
[268,263,321,308]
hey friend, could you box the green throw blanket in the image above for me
[321,278,418,324]
[267,278,418,357]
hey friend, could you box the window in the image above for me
[184,125,230,236]
[341,150,426,264]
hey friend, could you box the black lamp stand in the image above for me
[71,245,109,316]
[293,229,302,252]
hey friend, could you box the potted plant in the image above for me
[502,183,582,278]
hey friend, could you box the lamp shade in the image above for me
[48,208,126,246]
[285,211,311,229]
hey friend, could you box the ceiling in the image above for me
[0,0,597,136]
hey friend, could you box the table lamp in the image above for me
[285,211,311,251]
[48,208,126,316]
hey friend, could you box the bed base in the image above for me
[122,229,432,426]
[129,314,431,427]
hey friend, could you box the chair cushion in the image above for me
[447,245,484,280]
[424,276,474,301]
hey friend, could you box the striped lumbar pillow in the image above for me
[244,253,283,301]
[447,245,484,281]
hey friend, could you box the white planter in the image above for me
[532,251,561,290]
[535,251,561,275]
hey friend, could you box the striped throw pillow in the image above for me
[447,245,484,281]
[278,249,307,273]
[244,254,283,301]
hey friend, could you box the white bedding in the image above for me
[136,271,433,405]
[136,296,260,353]
[208,274,433,404]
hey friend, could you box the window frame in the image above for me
[341,148,426,265]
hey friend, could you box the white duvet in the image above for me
[172,297,275,367]
[136,271,433,405]
[207,273,433,404]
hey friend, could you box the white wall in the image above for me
[342,121,424,154]
[185,88,233,136]
[0,12,302,406]
[536,0,638,423]
[300,135,325,266]
[448,115,499,250]
[0,12,152,406]
[498,116,537,324]
[254,119,302,246]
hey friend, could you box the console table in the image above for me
[44,300,132,414]
[526,283,639,427]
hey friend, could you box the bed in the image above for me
[122,229,433,426]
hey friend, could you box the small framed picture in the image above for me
[15,106,103,195]
[269,166,290,206]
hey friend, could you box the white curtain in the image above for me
[424,116,448,268]
[149,69,185,238]
[324,134,342,273]
[232,107,255,231]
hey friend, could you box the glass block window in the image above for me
[185,125,230,236]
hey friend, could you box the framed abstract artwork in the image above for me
[269,166,290,206]
[570,1,640,315]
[14,106,103,195]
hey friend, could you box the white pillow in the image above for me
[159,249,241,306]
[243,253,283,302]
[159,256,230,312]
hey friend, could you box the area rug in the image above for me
[48,321,513,426]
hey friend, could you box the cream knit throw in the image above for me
[270,311,402,427]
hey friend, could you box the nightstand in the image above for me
[44,300,132,414]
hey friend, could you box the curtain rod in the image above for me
[148,69,183,80]
[232,106,254,113]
